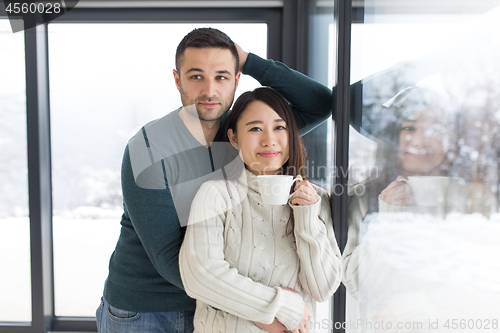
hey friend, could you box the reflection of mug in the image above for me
[400,176,454,206]
[257,175,301,205]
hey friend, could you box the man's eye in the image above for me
[191,75,202,80]
[217,76,228,81]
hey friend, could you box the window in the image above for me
[344,2,500,331]
[0,18,31,323]
[2,0,335,330]
[48,22,267,317]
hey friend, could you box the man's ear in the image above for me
[234,71,241,90]
[173,69,181,93]
[227,129,238,149]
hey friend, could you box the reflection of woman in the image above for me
[342,86,457,301]
[341,87,459,330]
[343,86,497,318]
[366,87,455,212]
[380,109,451,207]
[365,86,494,215]
[179,87,342,333]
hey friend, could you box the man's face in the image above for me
[174,47,240,122]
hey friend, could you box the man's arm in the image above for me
[237,45,332,135]
[120,146,185,290]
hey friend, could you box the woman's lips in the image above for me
[405,147,433,158]
[405,152,433,158]
[258,151,280,158]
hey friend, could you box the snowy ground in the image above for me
[346,212,500,332]
[0,209,121,321]
[6,210,498,332]
[0,216,31,322]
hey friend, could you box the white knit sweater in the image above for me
[179,170,342,332]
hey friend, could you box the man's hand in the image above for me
[291,302,311,333]
[255,318,288,333]
[256,287,310,333]
[235,43,249,72]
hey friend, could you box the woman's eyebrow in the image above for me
[245,120,263,126]
[245,119,285,126]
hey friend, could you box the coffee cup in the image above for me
[399,176,455,206]
[257,175,301,205]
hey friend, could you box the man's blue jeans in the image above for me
[96,297,194,333]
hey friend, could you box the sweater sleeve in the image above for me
[243,53,332,135]
[179,182,305,331]
[290,186,342,302]
[379,196,418,213]
[341,192,365,301]
[342,191,418,301]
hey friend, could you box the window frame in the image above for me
[331,0,351,332]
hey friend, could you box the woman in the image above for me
[342,86,497,328]
[359,87,451,209]
[363,86,493,215]
[179,87,342,333]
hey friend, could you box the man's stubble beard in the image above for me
[179,87,236,122]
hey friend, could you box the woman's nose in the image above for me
[409,129,429,147]
[261,131,277,146]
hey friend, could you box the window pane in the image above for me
[346,2,500,331]
[48,23,267,317]
[0,19,31,322]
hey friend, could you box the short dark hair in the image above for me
[225,87,306,178]
[175,28,239,74]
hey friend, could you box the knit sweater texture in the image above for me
[180,170,342,332]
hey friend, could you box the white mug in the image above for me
[399,176,452,206]
[257,175,301,205]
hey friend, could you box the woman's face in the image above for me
[227,100,289,175]
[397,114,449,175]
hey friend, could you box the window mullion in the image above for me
[25,20,54,333]
[331,0,352,332]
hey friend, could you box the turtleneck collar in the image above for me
[244,169,261,194]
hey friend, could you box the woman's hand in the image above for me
[380,175,411,206]
[290,176,320,206]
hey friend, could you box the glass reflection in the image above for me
[344,2,500,332]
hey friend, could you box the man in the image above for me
[96,27,332,333]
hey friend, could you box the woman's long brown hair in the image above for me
[225,87,307,178]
